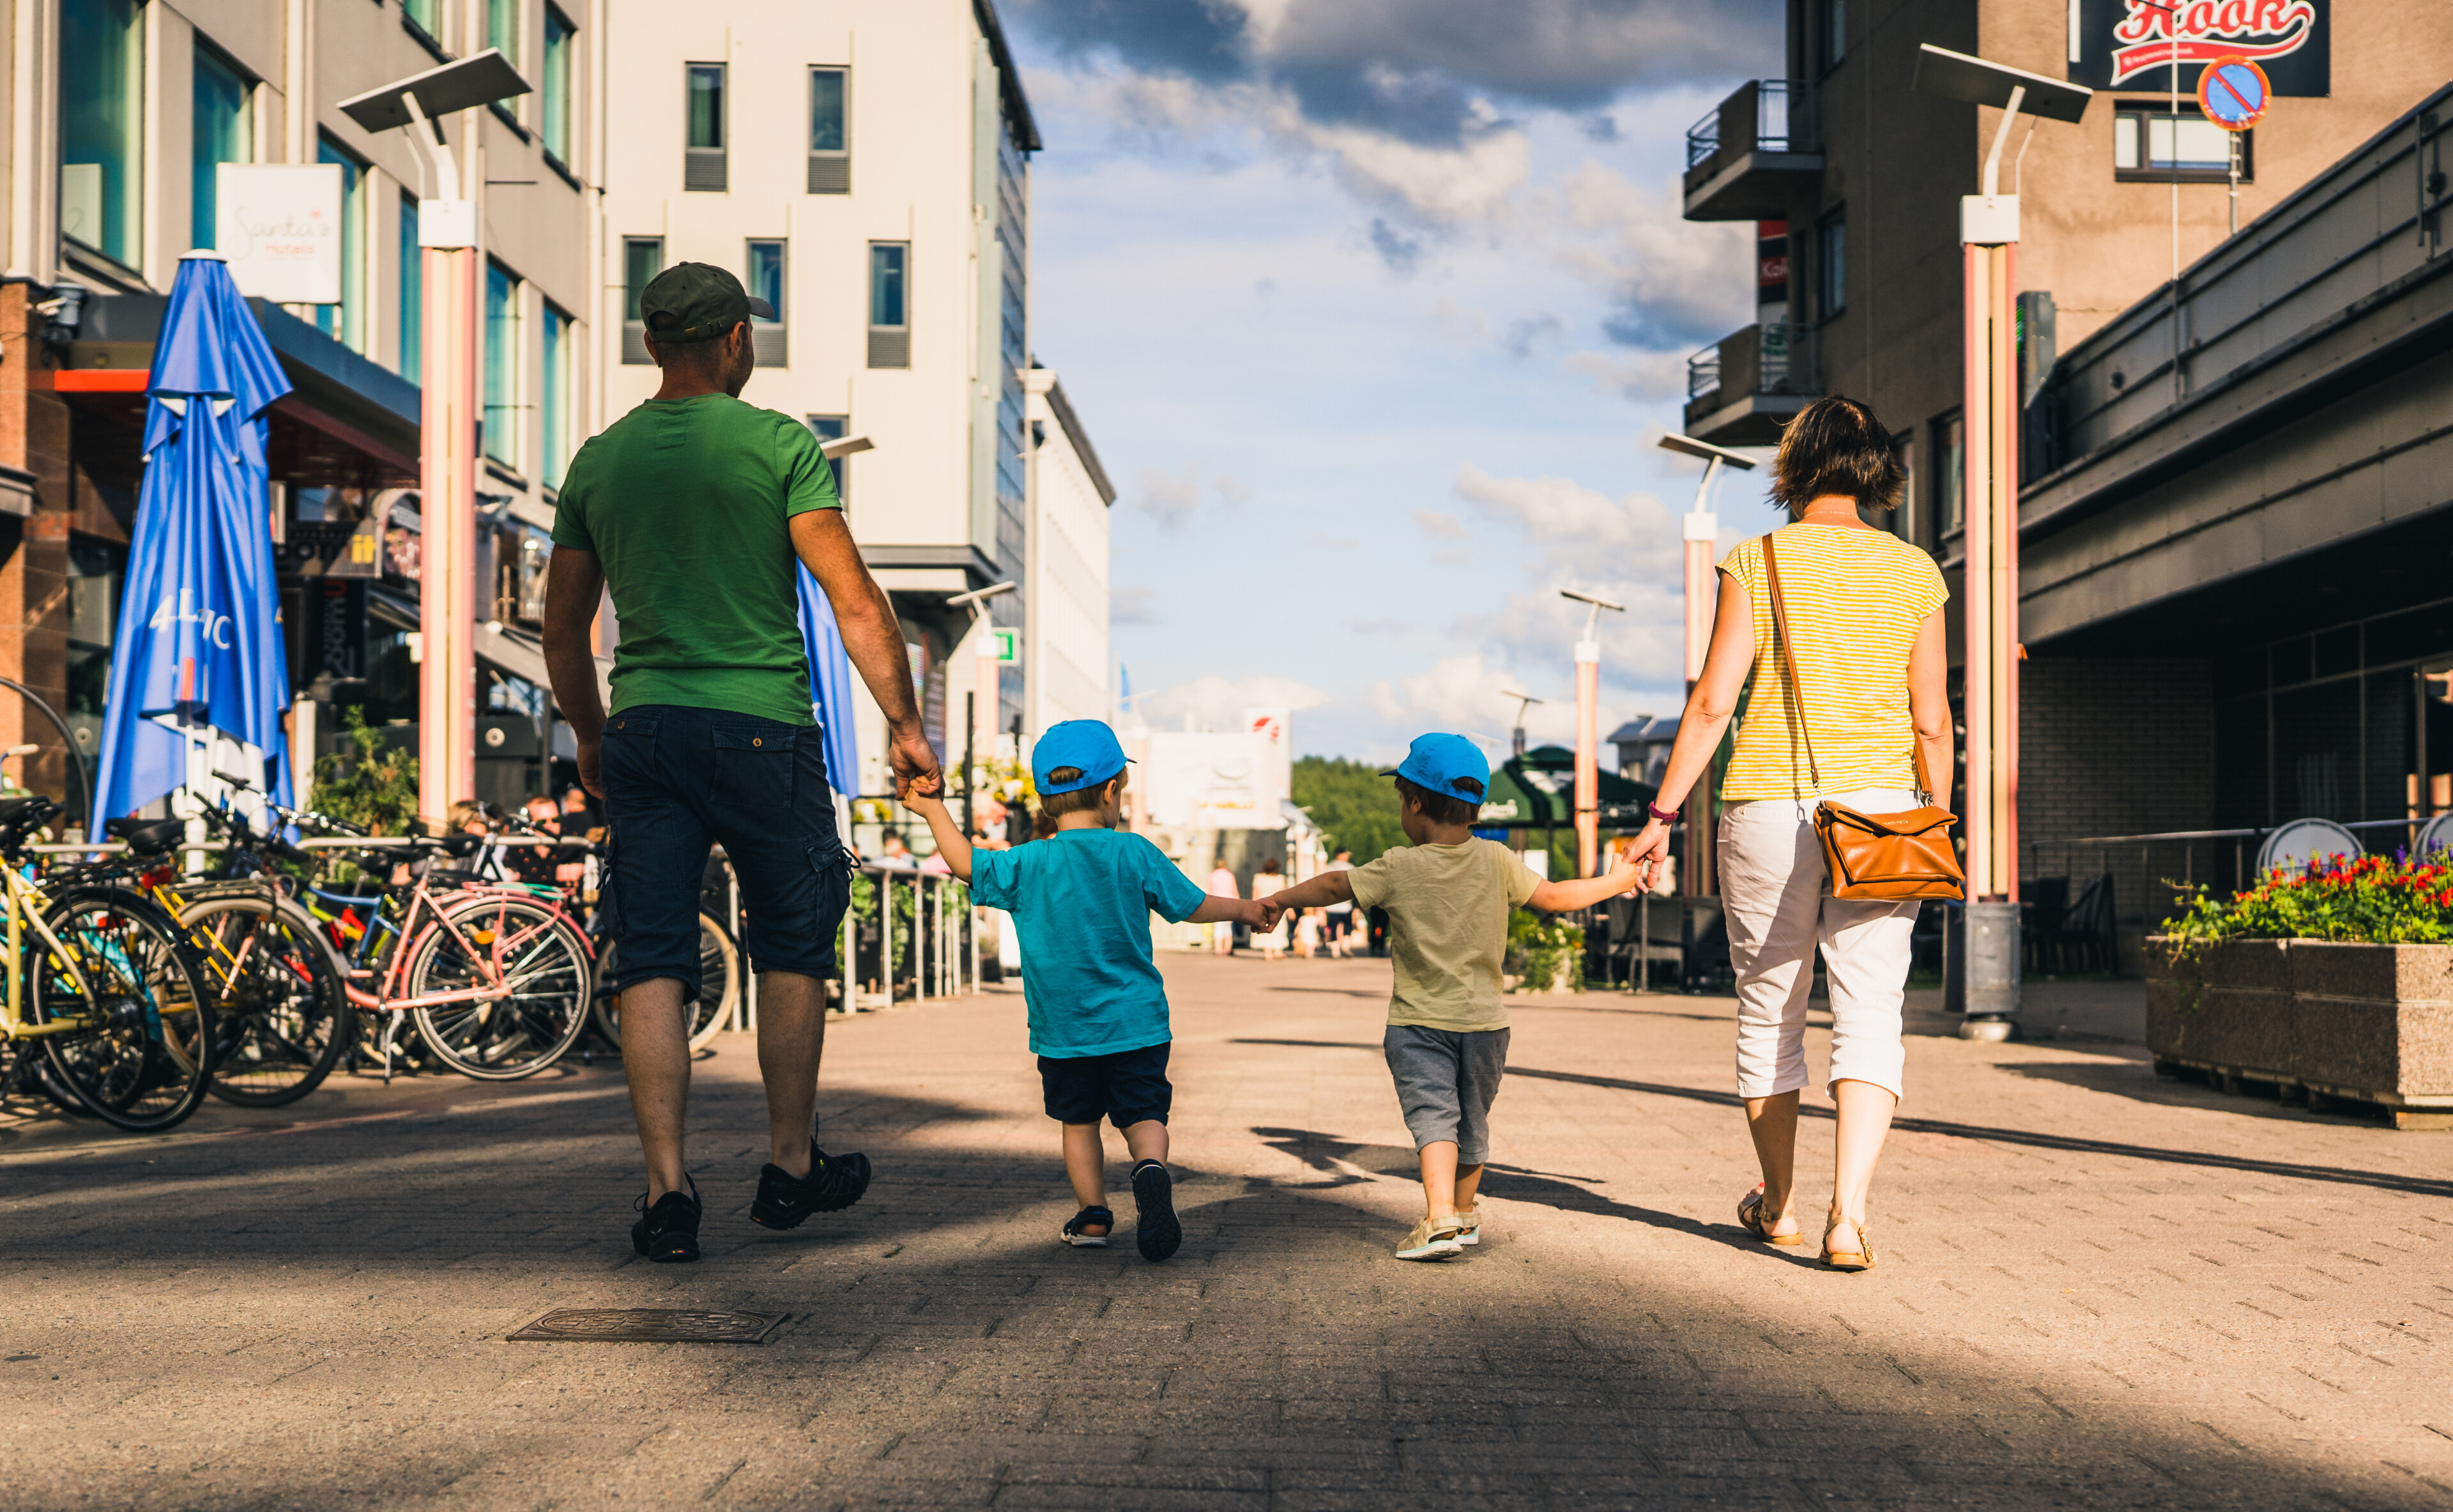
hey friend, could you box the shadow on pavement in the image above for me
[1235,1039,2453,1202]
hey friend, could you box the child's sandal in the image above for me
[1060,1206,1114,1248]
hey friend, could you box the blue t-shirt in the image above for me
[970,828,1209,1058]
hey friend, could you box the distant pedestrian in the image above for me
[1624,395,1950,1272]
[1250,859,1289,961]
[1205,861,1240,955]
[543,261,944,1263]
[1259,735,1641,1260]
[1321,848,1356,956]
[901,721,1268,1261]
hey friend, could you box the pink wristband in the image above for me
[1647,802,1679,823]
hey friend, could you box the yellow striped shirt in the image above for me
[1718,525,1948,800]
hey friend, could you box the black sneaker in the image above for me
[1131,1159,1181,1262]
[751,1140,873,1230]
[630,1177,701,1263]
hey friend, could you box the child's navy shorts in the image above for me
[1039,1042,1172,1129]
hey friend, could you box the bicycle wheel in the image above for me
[181,892,354,1107]
[407,894,592,1080]
[590,912,737,1053]
[32,890,215,1132]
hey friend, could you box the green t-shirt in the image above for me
[551,394,841,725]
[1347,839,1543,1033]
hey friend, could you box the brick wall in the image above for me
[2015,657,2215,970]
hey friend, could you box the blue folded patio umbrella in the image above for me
[91,252,296,836]
[795,565,863,796]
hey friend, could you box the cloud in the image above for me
[1412,508,1468,540]
[1452,462,1681,570]
[1368,217,1423,273]
[1131,673,1331,733]
[1112,585,1159,625]
[1536,162,1754,353]
[1128,466,1249,529]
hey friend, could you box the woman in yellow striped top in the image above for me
[1626,396,1953,1272]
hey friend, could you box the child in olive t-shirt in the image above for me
[1259,733,1642,1261]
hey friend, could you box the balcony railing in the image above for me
[1686,322,1817,405]
[1685,80,1813,174]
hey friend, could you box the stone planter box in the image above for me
[2144,936,2453,1129]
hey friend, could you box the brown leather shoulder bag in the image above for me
[1759,533,1966,902]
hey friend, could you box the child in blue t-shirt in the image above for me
[903,719,1266,1262]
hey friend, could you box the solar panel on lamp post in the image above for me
[1912,45,2091,1039]
[337,52,531,827]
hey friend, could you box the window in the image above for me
[806,415,850,508]
[541,305,570,489]
[402,0,439,43]
[747,239,786,366]
[1818,0,1846,72]
[867,242,909,369]
[2114,103,2250,183]
[484,262,521,470]
[809,68,849,193]
[1934,411,1965,535]
[1890,430,1917,547]
[398,197,421,383]
[620,236,662,363]
[1814,208,1846,319]
[191,46,252,252]
[488,0,519,64]
[685,65,726,192]
[65,537,126,760]
[542,8,576,164]
[316,137,366,351]
[61,0,144,265]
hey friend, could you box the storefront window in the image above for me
[192,47,251,252]
[65,538,126,761]
[61,0,145,264]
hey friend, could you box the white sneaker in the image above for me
[1394,1214,1464,1261]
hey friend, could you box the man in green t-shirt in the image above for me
[542,262,942,1263]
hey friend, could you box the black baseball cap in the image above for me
[638,262,774,343]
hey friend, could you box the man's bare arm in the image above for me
[542,548,609,797]
[791,509,942,798]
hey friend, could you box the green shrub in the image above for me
[2164,855,2453,951]
[1506,908,1585,993]
[309,705,420,837]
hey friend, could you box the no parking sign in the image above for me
[2198,56,2271,130]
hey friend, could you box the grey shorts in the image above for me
[1382,1025,1510,1166]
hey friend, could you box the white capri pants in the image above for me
[1718,790,1922,1101]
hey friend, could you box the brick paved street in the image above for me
[4,953,2451,1510]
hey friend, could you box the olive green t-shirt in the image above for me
[1347,839,1543,1034]
[551,394,841,725]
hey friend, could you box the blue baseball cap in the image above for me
[1382,733,1490,803]
[1033,719,1131,796]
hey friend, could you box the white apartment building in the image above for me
[1021,365,1112,737]
[595,0,1110,801]
[15,0,601,810]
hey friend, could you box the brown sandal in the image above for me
[1822,1209,1876,1271]
[1738,1184,1803,1246]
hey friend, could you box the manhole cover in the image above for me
[507,1308,789,1343]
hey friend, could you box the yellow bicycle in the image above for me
[0,796,216,1132]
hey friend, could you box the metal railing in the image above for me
[1688,321,1817,404]
[1685,80,1811,172]
[2060,818,2448,926]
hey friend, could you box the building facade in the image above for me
[594,0,1097,805]
[15,0,604,815]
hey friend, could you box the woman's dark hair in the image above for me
[1771,395,1906,515]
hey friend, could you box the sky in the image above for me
[998,0,1787,764]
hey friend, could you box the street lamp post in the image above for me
[1912,46,2091,1038]
[1557,589,1624,878]
[1499,686,1545,758]
[1656,433,1757,899]
[339,52,530,829]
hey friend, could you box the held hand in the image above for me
[1250,898,1282,930]
[888,725,943,802]
[577,736,604,799]
[1626,818,1671,890]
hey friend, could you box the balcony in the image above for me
[1683,80,1821,222]
[1683,322,1818,446]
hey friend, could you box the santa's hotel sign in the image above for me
[2074,0,2330,96]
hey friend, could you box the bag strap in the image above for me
[1759,533,1821,791]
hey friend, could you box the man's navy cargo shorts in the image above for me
[600,704,852,1002]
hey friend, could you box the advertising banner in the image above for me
[215,164,344,303]
[2072,0,2327,96]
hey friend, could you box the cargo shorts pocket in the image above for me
[712,726,797,811]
